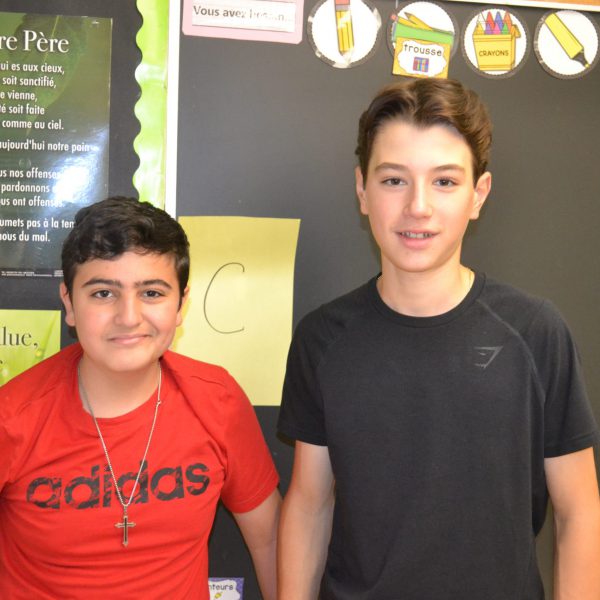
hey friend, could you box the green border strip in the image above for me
[133,0,169,208]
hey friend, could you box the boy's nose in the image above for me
[115,296,142,327]
[405,184,433,218]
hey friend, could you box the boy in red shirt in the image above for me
[1,197,280,599]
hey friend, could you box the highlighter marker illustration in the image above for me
[544,13,589,68]
[335,0,355,62]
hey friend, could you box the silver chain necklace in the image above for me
[78,364,162,547]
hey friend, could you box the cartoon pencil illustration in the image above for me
[404,12,434,31]
[544,13,589,68]
[335,0,354,61]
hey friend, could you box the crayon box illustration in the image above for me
[472,11,521,71]
[392,13,454,78]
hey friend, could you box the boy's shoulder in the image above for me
[480,275,541,303]
[162,350,231,384]
[161,350,251,409]
[162,351,263,436]
[295,277,375,339]
[0,343,81,420]
[478,275,563,331]
[286,278,378,370]
[479,275,542,312]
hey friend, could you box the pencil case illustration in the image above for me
[392,12,454,78]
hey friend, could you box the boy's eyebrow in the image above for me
[81,278,173,289]
[81,278,122,288]
[373,162,409,172]
[136,279,173,289]
[373,162,467,172]
[432,164,466,173]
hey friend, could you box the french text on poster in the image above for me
[183,0,303,43]
[0,13,112,277]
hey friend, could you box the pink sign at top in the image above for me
[182,0,304,44]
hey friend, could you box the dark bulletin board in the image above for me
[176,1,600,597]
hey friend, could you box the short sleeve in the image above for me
[0,422,15,490]
[219,376,279,513]
[527,301,599,457]
[277,311,329,446]
[0,381,28,492]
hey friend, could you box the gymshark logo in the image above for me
[474,346,503,369]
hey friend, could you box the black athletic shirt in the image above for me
[278,272,599,600]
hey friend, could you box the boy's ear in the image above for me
[470,171,492,220]
[59,282,76,327]
[176,286,190,326]
[355,166,368,215]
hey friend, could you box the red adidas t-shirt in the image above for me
[0,344,278,599]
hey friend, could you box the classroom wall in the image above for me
[1,0,598,597]
[176,1,600,596]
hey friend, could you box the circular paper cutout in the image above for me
[387,1,458,78]
[534,10,599,79]
[307,0,382,69]
[462,7,529,78]
[387,2,458,57]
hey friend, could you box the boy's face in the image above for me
[356,120,491,279]
[60,250,188,377]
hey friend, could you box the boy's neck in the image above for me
[377,264,474,317]
[77,357,162,418]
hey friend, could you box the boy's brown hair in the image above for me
[61,196,190,298]
[356,78,492,184]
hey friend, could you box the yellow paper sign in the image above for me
[174,216,300,406]
[0,310,61,385]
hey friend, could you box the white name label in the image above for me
[398,40,447,77]
[192,0,296,33]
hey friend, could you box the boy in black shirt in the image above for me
[278,79,600,599]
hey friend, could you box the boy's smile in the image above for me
[356,120,491,281]
[60,251,187,380]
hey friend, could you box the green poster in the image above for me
[0,13,112,276]
[0,309,61,385]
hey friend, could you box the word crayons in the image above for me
[392,12,454,78]
[473,11,521,71]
